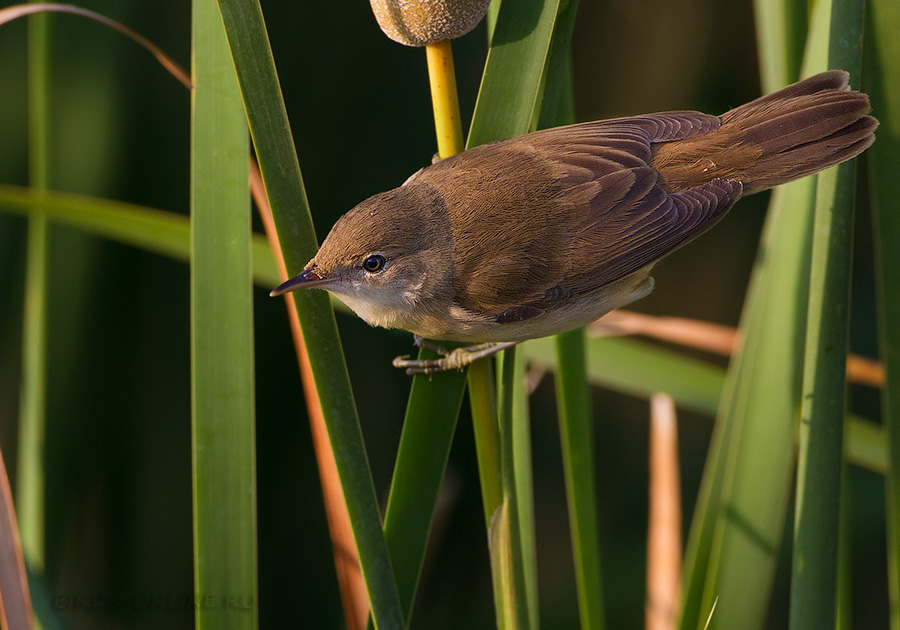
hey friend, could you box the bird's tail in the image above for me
[652,71,877,194]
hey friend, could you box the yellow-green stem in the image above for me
[425,40,464,158]
[468,360,503,524]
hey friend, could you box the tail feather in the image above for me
[738,93,869,153]
[650,71,877,194]
[746,124,875,191]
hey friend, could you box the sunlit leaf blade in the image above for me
[16,6,51,589]
[554,330,605,630]
[467,0,567,147]
[535,0,579,132]
[494,347,532,630]
[865,0,900,626]
[213,2,402,628]
[190,1,257,627]
[790,0,863,623]
[511,350,539,630]
[753,0,807,93]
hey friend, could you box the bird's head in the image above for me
[270,183,452,330]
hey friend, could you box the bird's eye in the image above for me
[362,254,386,273]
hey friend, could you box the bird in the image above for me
[271,70,877,374]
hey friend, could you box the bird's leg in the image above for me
[392,337,520,375]
[411,334,451,356]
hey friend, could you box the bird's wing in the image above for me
[533,115,742,302]
[430,113,741,321]
[561,176,742,295]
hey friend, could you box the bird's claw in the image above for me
[392,339,519,375]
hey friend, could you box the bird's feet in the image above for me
[392,335,519,375]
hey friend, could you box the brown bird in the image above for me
[271,71,877,373]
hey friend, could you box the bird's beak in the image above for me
[269,267,333,297]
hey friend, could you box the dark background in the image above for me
[0,0,886,628]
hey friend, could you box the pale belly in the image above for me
[386,268,656,343]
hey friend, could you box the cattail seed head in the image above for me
[369,0,491,47]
